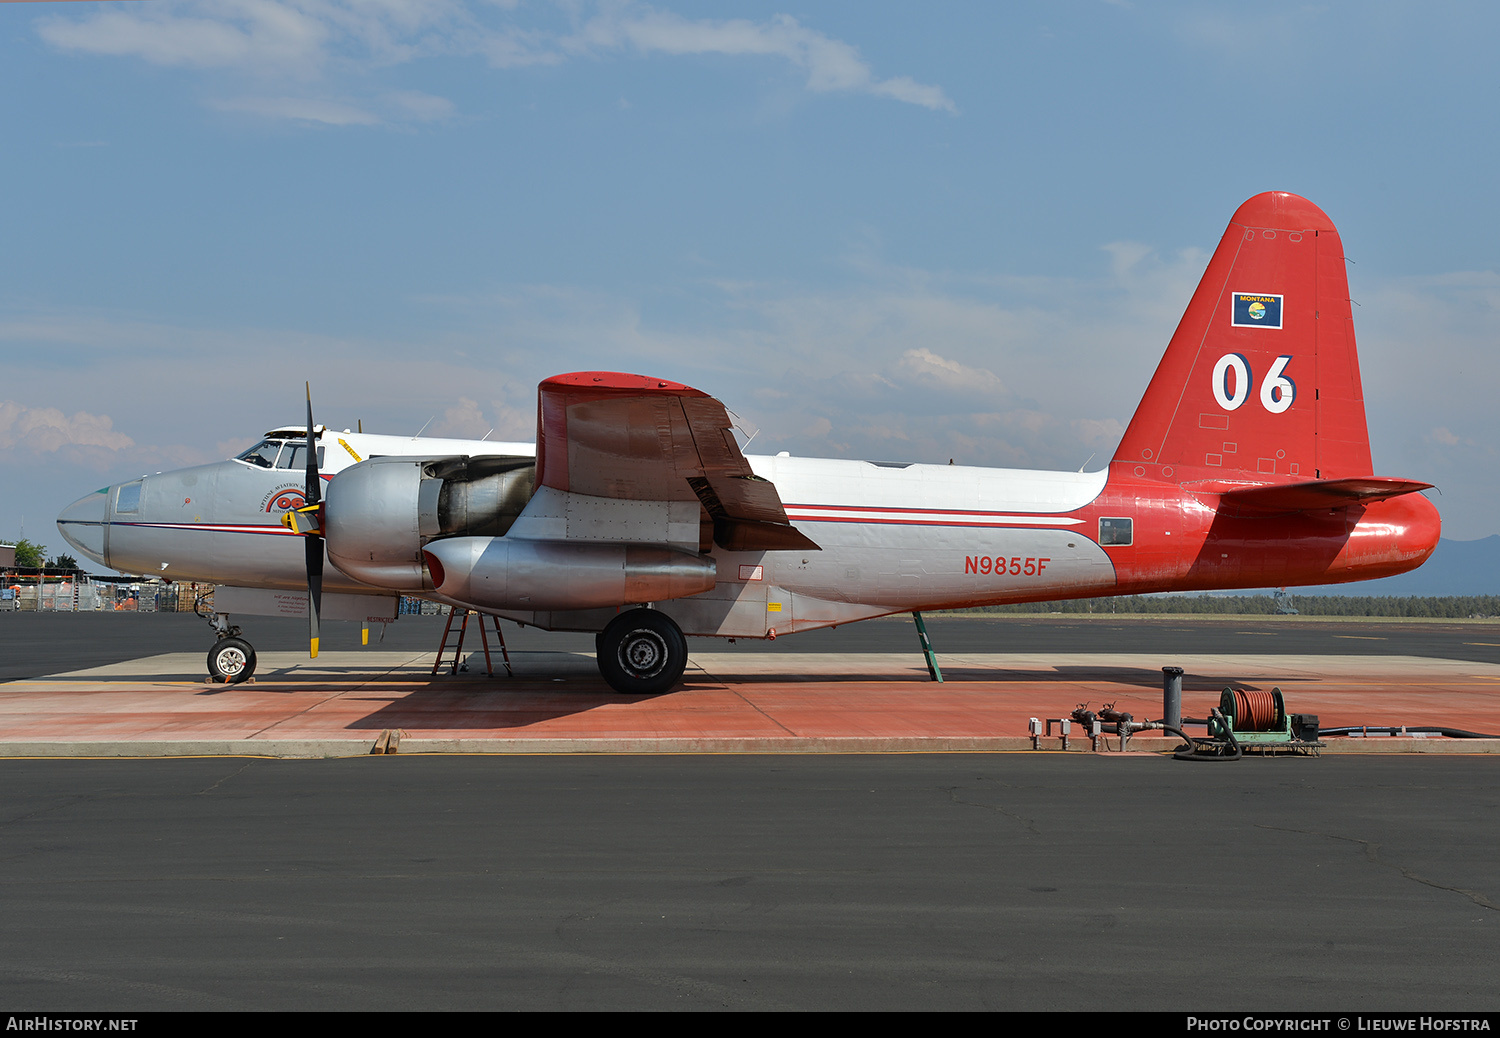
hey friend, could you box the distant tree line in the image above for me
[2,538,78,571]
[961,595,1500,618]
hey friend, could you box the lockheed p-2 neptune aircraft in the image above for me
[57,193,1441,693]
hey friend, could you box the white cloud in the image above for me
[207,88,453,125]
[36,1,954,122]
[0,401,134,455]
[430,396,532,440]
[897,347,1005,396]
[571,9,956,112]
[37,1,332,73]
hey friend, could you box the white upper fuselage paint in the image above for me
[751,454,1105,520]
[730,455,1113,615]
[280,428,535,475]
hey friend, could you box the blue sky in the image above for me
[3,1,1498,558]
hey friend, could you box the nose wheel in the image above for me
[196,594,256,683]
[596,608,687,695]
[207,637,257,683]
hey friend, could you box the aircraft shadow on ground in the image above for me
[690,664,1273,692]
[345,684,672,729]
[335,666,1274,730]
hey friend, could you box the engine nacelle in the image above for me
[325,455,534,590]
[423,537,717,611]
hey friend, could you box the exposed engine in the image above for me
[325,455,535,590]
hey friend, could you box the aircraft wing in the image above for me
[536,372,818,551]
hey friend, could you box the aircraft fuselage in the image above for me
[58,436,1440,641]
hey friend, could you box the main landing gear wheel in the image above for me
[208,637,257,683]
[596,609,687,695]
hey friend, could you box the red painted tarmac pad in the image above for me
[2,650,1498,756]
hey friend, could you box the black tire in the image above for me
[208,637,256,683]
[596,609,687,695]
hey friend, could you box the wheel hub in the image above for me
[216,647,247,675]
[620,631,666,675]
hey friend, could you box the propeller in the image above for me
[280,383,324,658]
[304,384,323,658]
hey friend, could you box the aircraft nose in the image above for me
[57,488,110,567]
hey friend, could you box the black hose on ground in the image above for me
[1172,708,1242,761]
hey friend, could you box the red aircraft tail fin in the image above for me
[1112,192,1373,485]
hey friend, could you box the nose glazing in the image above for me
[56,488,110,567]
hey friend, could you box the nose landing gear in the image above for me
[208,637,257,683]
[196,593,256,684]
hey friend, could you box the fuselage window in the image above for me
[1099,517,1133,546]
[116,481,143,514]
[236,440,285,468]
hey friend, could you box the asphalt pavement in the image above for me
[1,753,1496,1011]
[6,610,1500,683]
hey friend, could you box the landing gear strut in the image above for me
[196,593,256,683]
[596,608,687,695]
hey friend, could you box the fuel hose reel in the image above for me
[1175,686,1322,760]
[1221,688,1285,733]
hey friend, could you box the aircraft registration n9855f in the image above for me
[58,192,1440,693]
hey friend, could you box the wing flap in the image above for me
[537,372,819,550]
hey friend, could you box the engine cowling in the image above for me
[324,455,534,590]
[423,537,717,611]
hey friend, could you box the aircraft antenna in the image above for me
[413,415,435,439]
[725,408,759,449]
[1078,453,1096,472]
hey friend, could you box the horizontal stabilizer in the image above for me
[1212,477,1433,514]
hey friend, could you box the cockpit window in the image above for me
[237,440,284,468]
[280,445,326,471]
[116,481,142,514]
[236,440,326,470]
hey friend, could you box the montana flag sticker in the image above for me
[1231,292,1283,329]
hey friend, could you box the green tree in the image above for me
[7,538,47,568]
[49,553,79,572]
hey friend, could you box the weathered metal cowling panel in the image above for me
[423,537,717,611]
[324,457,536,590]
[324,457,432,590]
[437,467,535,538]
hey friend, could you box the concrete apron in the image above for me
[1,651,1498,757]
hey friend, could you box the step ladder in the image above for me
[432,607,513,677]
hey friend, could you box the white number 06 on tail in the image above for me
[1212,353,1296,414]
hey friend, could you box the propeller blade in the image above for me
[306,535,323,659]
[304,382,323,658]
[305,382,322,507]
